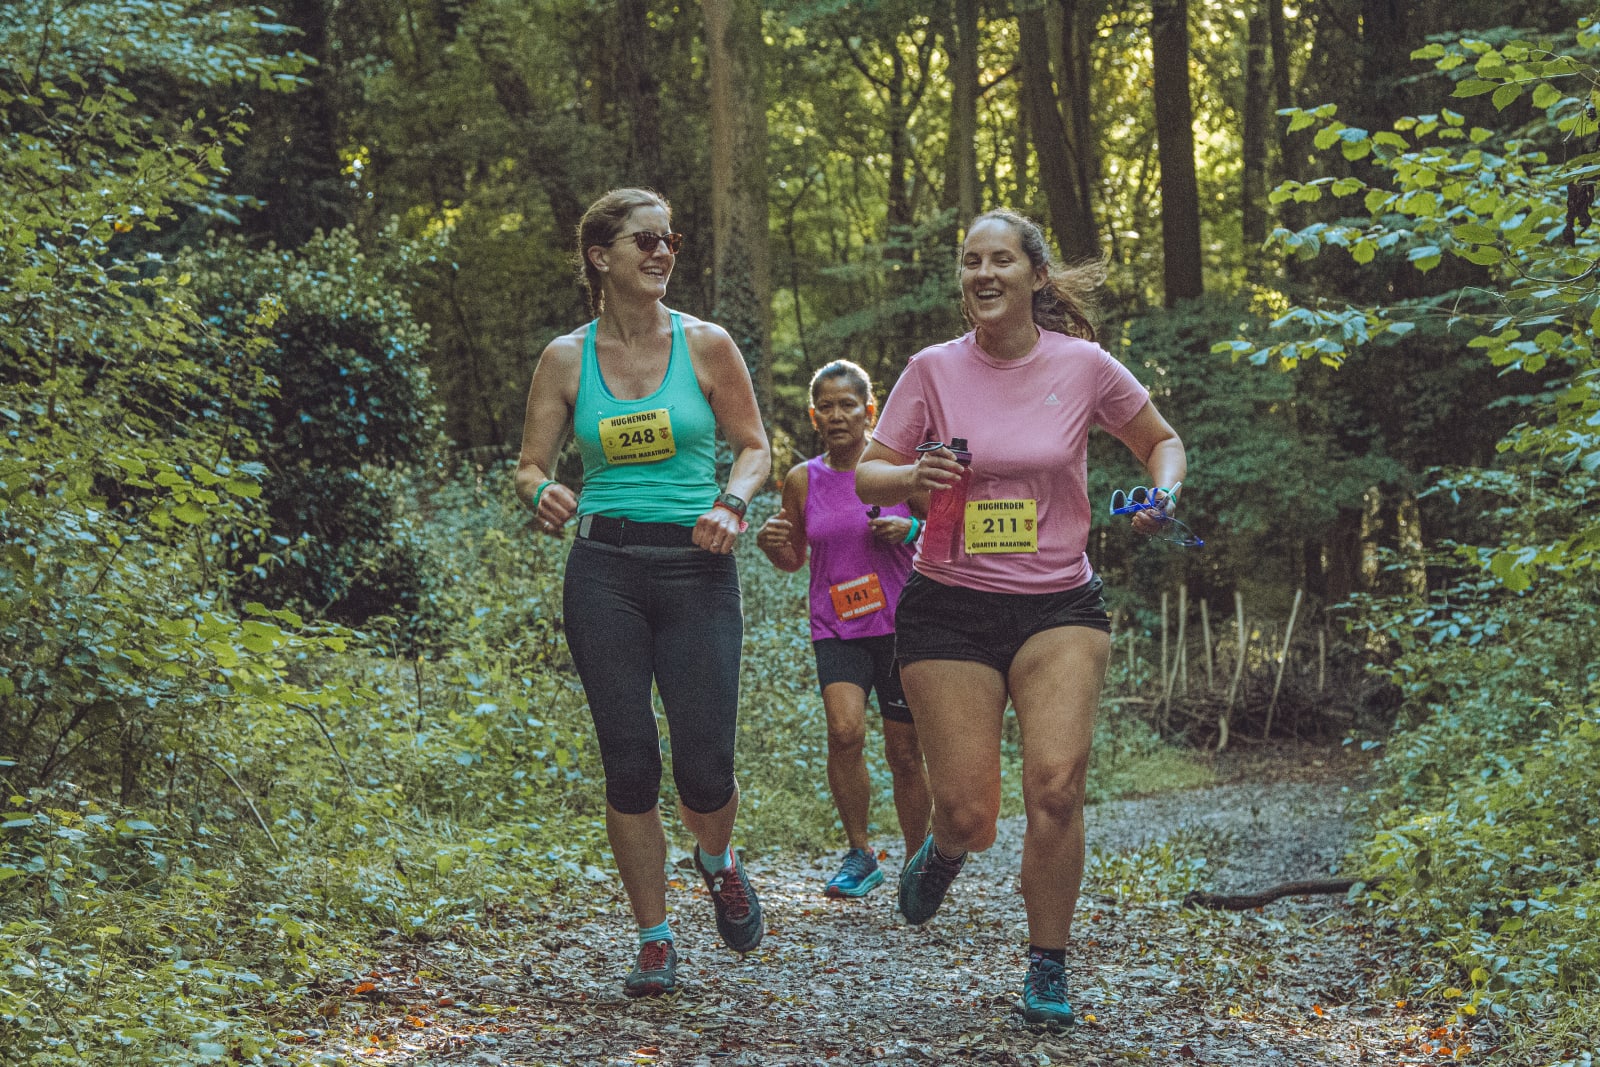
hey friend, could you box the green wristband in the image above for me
[531,479,556,511]
[903,517,921,544]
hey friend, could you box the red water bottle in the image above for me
[917,437,972,563]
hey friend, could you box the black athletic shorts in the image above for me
[894,571,1110,674]
[811,633,913,724]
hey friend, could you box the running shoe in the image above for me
[824,848,884,898]
[693,849,764,953]
[624,939,678,998]
[897,834,965,925]
[1016,955,1076,1029]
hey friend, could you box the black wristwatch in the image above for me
[713,491,748,518]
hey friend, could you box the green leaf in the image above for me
[1452,223,1497,243]
[1286,111,1316,133]
[1352,240,1376,264]
[1491,82,1524,110]
[1532,83,1563,109]
[1452,79,1499,98]
[1314,125,1343,150]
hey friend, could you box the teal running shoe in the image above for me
[693,849,764,953]
[1016,955,1076,1029]
[824,848,884,898]
[897,834,965,924]
[624,939,678,998]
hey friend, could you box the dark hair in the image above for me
[575,187,671,319]
[808,359,875,407]
[961,209,1104,342]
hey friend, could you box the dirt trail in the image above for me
[313,745,1467,1066]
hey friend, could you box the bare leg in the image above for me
[1008,626,1110,949]
[898,659,1009,855]
[882,717,932,858]
[606,804,669,928]
[679,782,740,861]
[820,682,872,850]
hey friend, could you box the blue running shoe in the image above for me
[824,848,884,898]
[624,939,678,998]
[693,849,764,953]
[898,834,965,925]
[1016,955,1076,1029]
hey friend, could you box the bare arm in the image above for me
[756,463,809,572]
[1110,400,1188,532]
[514,334,582,531]
[689,319,771,554]
[856,438,956,508]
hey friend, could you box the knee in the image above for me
[826,720,867,755]
[1024,759,1089,826]
[884,735,924,777]
[940,802,999,852]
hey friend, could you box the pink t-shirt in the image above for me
[873,330,1150,594]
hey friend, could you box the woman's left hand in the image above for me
[869,516,913,545]
[694,505,746,555]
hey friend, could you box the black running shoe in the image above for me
[624,938,678,998]
[898,834,965,925]
[693,849,764,953]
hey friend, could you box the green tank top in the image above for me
[573,311,719,525]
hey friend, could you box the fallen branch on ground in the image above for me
[1182,878,1357,910]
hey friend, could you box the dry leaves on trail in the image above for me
[298,747,1479,1066]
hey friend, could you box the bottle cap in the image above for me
[950,437,968,451]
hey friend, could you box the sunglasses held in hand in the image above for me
[604,230,685,255]
[1107,483,1205,547]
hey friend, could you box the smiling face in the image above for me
[809,374,874,450]
[592,204,675,301]
[960,217,1046,332]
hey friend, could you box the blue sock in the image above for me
[638,920,673,947]
[697,843,734,873]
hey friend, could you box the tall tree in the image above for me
[1151,0,1203,303]
[703,0,773,403]
[616,0,663,180]
[1057,0,1103,253]
[1241,1,1269,274]
[1018,2,1099,260]
[948,0,981,225]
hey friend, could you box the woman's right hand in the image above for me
[533,481,579,535]
[911,445,965,493]
[756,507,795,552]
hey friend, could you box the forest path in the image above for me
[316,744,1470,1066]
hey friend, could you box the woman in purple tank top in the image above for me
[756,361,932,899]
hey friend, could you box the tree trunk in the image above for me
[1018,4,1098,261]
[1267,0,1296,184]
[1151,0,1203,304]
[1241,2,1269,277]
[1058,0,1102,254]
[616,0,663,180]
[703,0,773,403]
[950,0,981,224]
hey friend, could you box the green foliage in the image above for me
[1218,17,1600,584]
[1252,16,1600,1058]
[178,227,443,624]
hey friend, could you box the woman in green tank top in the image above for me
[514,189,770,999]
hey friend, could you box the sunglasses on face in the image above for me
[605,230,684,255]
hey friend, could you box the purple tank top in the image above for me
[804,454,915,641]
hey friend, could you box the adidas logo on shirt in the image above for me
[1043,392,1061,405]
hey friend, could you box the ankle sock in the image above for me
[697,843,733,873]
[638,920,673,947]
[1029,945,1067,965]
[932,841,966,864]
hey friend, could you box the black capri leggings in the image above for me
[562,536,744,815]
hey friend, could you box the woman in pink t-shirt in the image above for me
[857,209,1189,1031]
[756,361,932,899]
